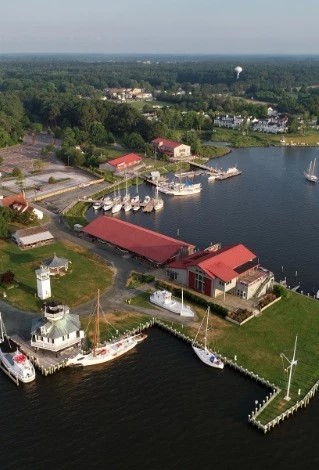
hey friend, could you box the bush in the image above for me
[227,309,253,323]
[1,270,15,286]
[258,293,277,308]
[273,284,288,298]
[48,176,56,184]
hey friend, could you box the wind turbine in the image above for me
[280,335,298,401]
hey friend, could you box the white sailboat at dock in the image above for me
[192,306,224,369]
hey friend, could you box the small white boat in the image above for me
[92,201,102,210]
[142,195,151,205]
[149,290,195,317]
[192,306,224,369]
[132,203,140,212]
[103,198,113,211]
[0,313,36,383]
[111,197,122,214]
[215,167,242,180]
[304,158,317,182]
[131,194,140,205]
[153,185,164,211]
[123,201,132,212]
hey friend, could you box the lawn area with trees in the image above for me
[0,239,114,311]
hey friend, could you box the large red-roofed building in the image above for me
[99,153,142,173]
[82,216,195,265]
[167,243,273,300]
[152,137,191,158]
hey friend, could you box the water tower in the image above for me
[234,66,243,79]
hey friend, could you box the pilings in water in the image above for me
[153,318,319,434]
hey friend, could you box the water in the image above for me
[2,147,319,468]
[88,146,319,294]
[1,328,319,469]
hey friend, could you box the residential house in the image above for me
[152,137,191,159]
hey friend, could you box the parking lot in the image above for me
[0,133,99,208]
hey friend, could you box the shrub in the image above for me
[48,176,56,184]
[227,309,253,323]
[1,270,15,286]
[258,293,277,308]
[273,284,288,298]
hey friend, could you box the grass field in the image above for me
[0,239,114,311]
[134,289,319,424]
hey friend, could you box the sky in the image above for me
[1,0,319,55]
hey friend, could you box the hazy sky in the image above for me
[1,0,318,54]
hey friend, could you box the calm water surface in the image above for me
[2,147,319,469]
[1,328,319,470]
[88,146,319,294]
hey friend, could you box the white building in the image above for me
[213,115,247,129]
[31,301,84,352]
[36,266,51,300]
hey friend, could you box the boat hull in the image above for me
[67,336,139,367]
[149,291,195,317]
[0,349,36,383]
[192,346,224,369]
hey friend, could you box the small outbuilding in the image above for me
[12,226,54,249]
[42,253,69,276]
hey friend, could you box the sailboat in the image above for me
[0,312,36,383]
[153,184,164,211]
[111,184,123,214]
[131,175,140,205]
[304,158,317,182]
[192,306,224,369]
[67,291,146,367]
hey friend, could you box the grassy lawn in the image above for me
[81,311,150,348]
[210,128,319,147]
[154,291,319,425]
[0,239,114,311]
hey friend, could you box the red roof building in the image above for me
[99,153,142,173]
[152,137,191,159]
[82,216,195,265]
[167,244,273,300]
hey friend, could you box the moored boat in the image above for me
[0,313,36,383]
[149,290,195,317]
[192,306,224,369]
[304,158,317,182]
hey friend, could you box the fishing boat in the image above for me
[149,290,195,317]
[304,159,317,182]
[67,291,146,367]
[0,313,36,383]
[192,306,224,369]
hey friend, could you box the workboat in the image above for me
[158,181,202,196]
[67,291,146,367]
[192,306,224,369]
[0,313,36,383]
[304,158,317,182]
[215,166,242,180]
[149,290,195,317]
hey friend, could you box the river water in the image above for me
[88,146,319,294]
[2,147,319,469]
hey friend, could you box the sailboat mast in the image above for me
[204,307,210,351]
[92,290,100,356]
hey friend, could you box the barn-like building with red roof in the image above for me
[82,216,195,265]
[99,153,142,174]
[152,137,191,159]
[167,243,274,300]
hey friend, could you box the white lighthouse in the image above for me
[35,266,51,300]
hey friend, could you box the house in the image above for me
[12,226,54,249]
[0,192,43,219]
[252,116,288,134]
[166,243,274,300]
[99,153,142,173]
[152,137,191,159]
[213,115,246,129]
[31,300,84,352]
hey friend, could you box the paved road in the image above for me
[0,208,189,337]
